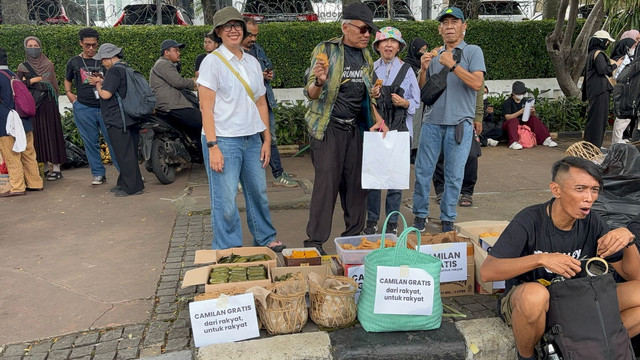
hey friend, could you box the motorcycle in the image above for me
[138,110,201,184]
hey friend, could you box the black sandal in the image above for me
[267,241,286,252]
[458,194,473,207]
[46,171,63,181]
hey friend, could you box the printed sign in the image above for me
[189,293,260,347]
[417,242,467,283]
[374,266,435,315]
[345,264,365,302]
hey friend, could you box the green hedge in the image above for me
[0,20,574,89]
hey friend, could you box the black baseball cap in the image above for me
[342,2,378,32]
[161,39,185,53]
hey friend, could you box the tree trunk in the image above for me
[3,0,29,24]
[543,0,560,20]
[200,0,219,25]
[545,0,605,97]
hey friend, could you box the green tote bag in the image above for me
[357,211,443,332]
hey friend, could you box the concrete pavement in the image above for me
[0,135,581,359]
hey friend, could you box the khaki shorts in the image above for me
[499,284,519,326]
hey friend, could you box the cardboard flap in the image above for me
[182,266,211,288]
[194,250,217,264]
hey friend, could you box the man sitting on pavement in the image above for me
[480,156,640,360]
[149,39,202,155]
[241,17,297,187]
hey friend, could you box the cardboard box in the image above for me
[334,234,398,265]
[407,231,474,285]
[271,265,331,281]
[182,261,273,293]
[472,241,506,293]
[282,248,322,266]
[440,262,475,297]
[321,255,344,276]
[194,247,278,268]
[455,220,509,247]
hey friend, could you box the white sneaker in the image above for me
[509,142,523,150]
[487,138,499,147]
[543,137,558,147]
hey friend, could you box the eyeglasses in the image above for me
[82,42,98,48]
[246,32,258,38]
[222,22,243,32]
[346,22,372,35]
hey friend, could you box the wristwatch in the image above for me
[206,141,218,148]
[450,63,458,72]
[626,235,637,248]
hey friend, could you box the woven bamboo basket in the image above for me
[256,276,308,335]
[565,141,605,164]
[309,275,358,328]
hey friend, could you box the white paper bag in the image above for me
[362,131,410,189]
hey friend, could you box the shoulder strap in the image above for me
[391,62,412,88]
[22,62,38,77]
[212,51,255,101]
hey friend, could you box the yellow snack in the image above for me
[374,79,383,87]
[315,53,329,68]
[479,232,501,238]
[340,237,397,250]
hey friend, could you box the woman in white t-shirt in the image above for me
[197,6,285,251]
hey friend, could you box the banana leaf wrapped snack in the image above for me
[209,265,268,284]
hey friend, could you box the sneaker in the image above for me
[91,175,106,185]
[385,222,398,235]
[543,137,558,147]
[273,172,298,187]
[487,138,499,147]
[114,190,143,197]
[363,220,378,235]
[442,221,454,233]
[413,216,427,233]
[509,142,523,150]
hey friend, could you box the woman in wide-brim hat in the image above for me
[196,6,285,251]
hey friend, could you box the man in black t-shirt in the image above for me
[64,28,119,185]
[480,156,640,360]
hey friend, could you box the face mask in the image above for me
[514,94,525,101]
[26,48,41,58]
[482,94,488,100]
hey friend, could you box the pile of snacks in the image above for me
[340,237,396,250]
[218,254,271,263]
[290,250,319,259]
[479,232,501,237]
[208,265,267,284]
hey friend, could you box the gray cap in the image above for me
[161,39,185,53]
[93,43,122,60]
[211,6,245,32]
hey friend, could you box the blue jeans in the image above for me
[201,133,277,249]
[267,107,284,179]
[73,101,119,176]
[367,189,402,223]
[413,122,472,222]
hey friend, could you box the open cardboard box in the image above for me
[455,220,509,247]
[194,247,278,268]
[472,241,506,293]
[271,265,331,281]
[182,260,273,293]
[282,248,322,266]
[407,231,475,297]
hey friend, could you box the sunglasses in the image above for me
[346,22,372,35]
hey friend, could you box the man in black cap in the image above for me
[149,39,202,155]
[302,2,388,254]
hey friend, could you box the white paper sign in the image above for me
[374,265,435,315]
[522,99,535,122]
[416,242,467,283]
[345,264,365,302]
[189,293,260,347]
[362,131,410,189]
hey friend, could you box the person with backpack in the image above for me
[501,81,557,150]
[363,27,419,235]
[610,30,639,144]
[92,44,144,197]
[480,157,640,360]
[0,47,43,196]
[17,36,67,181]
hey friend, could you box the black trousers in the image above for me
[433,146,478,196]
[166,107,203,157]
[584,92,610,148]
[305,122,366,247]
[107,125,144,194]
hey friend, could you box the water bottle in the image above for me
[547,343,561,360]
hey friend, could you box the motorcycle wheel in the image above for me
[151,139,176,184]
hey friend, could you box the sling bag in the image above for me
[420,48,462,106]
[212,51,255,101]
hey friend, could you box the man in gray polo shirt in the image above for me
[412,6,486,233]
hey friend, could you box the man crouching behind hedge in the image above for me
[480,156,640,360]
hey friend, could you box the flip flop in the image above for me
[267,241,286,252]
[458,194,473,207]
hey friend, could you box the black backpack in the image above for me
[113,62,156,126]
[613,58,640,118]
[543,273,635,360]
[420,48,462,106]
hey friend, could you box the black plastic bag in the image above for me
[593,143,640,228]
[62,140,88,169]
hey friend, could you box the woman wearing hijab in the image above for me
[584,30,621,148]
[403,37,427,162]
[610,30,639,144]
[17,36,67,181]
[196,6,285,251]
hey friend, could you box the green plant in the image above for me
[60,110,83,147]
[534,96,587,132]
[273,100,308,145]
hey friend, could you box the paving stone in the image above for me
[92,352,115,360]
[453,296,478,305]
[166,257,183,264]
[2,356,23,360]
[69,346,94,359]
[162,269,181,276]
[155,312,177,321]
[75,356,91,360]
[3,345,29,357]
[158,296,177,305]
[94,341,118,354]
[47,349,71,360]
[74,333,99,347]
[163,338,189,352]
[148,321,171,332]
[51,336,76,351]
[177,311,191,320]
[462,303,487,312]
[161,275,180,283]
[23,353,47,360]
[156,304,177,314]
[158,282,176,290]
[167,327,190,340]
[176,288,194,296]
[115,348,138,360]
[116,339,140,351]
[138,346,162,358]
[122,325,145,339]
[99,329,123,343]
[143,331,166,347]
[156,289,176,297]
[27,341,53,354]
